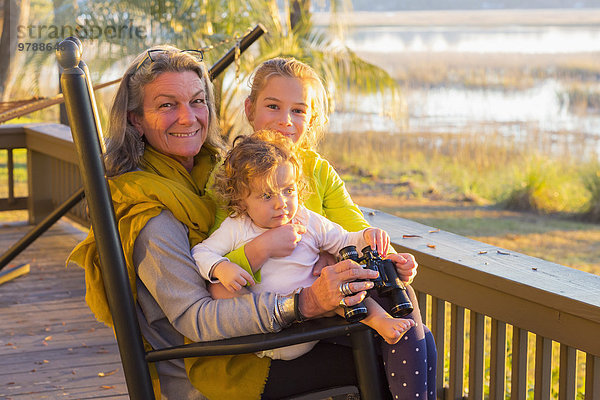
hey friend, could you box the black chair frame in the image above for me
[57,32,387,400]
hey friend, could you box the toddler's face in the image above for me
[246,76,314,144]
[242,162,299,229]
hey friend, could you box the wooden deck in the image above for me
[0,218,128,399]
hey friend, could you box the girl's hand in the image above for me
[312,251,337,276]
[385,253,418,284]
[212,261,255,292]
[363,228,391,256]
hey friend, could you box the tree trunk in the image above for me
[0,0,30,101]
[289,0,310,31]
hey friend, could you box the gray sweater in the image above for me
[133,210,283,399]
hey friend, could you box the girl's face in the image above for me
[130,71,209,171]
[245,76,314,144]
[241,162,299,229]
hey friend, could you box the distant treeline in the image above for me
[314,0,600,11]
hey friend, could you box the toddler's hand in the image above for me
[213,261,255,292]
[261,223,306,258]
[363,228,390,256]
[312,251,337,276]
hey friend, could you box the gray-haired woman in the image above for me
[68,45,383,399]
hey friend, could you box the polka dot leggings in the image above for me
[375,285,437,400]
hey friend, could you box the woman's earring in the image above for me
[136,135,145,156]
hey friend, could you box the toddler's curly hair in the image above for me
[213,130,307,217]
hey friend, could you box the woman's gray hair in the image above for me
[104,45,223,176]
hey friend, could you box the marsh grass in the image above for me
[319,130,598,216]
[582,164,600,222]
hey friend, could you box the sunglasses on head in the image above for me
[133,49,204,73]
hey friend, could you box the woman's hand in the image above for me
[298,259,378,319]
[363,227,391,256]
[385,253,418,284]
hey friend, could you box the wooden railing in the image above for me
[1,123,599,399]
[0,123,87,225]
[364,208,600,400]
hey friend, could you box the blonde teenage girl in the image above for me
[237,58,437,400]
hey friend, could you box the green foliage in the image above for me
[12,0,403,144]
[503,158,559,213]
[582,163,600,222]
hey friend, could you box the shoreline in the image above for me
[313,8,600,27]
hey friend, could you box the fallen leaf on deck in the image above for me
[428,229,440,233]
[403,234,422,238]
[427,244,436,248]
[478,251,487,254]
[44,336,52,341]
[101,385,115,390]
[98,368,119,377]
[497,250,510,255]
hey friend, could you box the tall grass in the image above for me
[582,163,600,222]
[319,130,598,217]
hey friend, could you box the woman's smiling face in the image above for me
[130,71,209,171]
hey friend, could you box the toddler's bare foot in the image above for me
[376,317,415,344]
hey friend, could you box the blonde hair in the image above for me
[104,45,223,176]
[246,57,329,151]
[213,130,307,217]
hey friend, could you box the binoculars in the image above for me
[338,245,414,322]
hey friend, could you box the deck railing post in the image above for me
[585,354,600,400]
[534,335,552,400]
[469,312,485,400]
[490,319,506,400]
[511,327,528,400]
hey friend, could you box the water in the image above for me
[325,15,600,158]
[345,25,600,54]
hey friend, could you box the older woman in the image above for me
[68,46,417,400]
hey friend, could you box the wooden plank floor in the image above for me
[0,218,128,399]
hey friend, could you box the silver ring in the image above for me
[338,297,347,307]
[338,282,353,296]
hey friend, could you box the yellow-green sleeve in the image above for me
[302,150,370,232]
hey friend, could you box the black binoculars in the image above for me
[338,245,414,322]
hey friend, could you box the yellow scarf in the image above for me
[67,145,270,399]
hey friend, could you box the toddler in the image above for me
[192,130,414,360]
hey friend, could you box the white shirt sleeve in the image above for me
[191,216,247,282]
[303,207,368,257]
